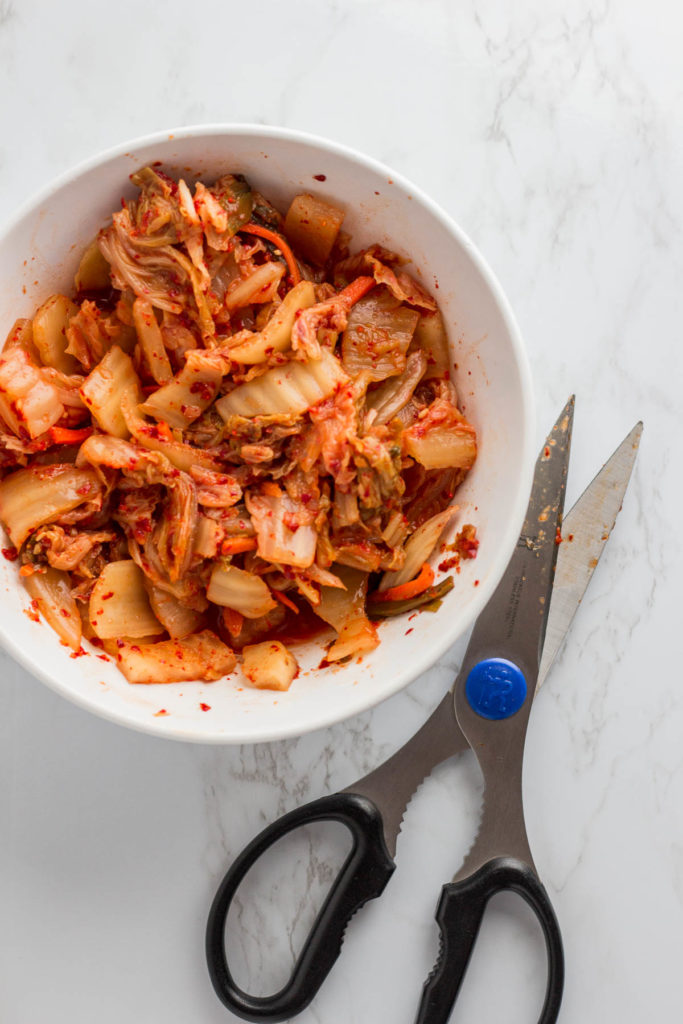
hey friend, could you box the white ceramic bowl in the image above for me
[0,125,533,743]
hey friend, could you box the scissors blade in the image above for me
[448,400,573,875]
[455,398,574,696]
[346,410,641,860]
[537,420,643,688]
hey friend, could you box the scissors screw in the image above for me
[465,658,527,720]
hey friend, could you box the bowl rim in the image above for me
[0,123,535,744]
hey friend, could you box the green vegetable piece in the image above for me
[130,166,173,195]
[367,576,455,619]
[251,190,285,231]
[214,174,253,237]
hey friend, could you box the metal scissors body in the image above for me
[206,404,642,1024]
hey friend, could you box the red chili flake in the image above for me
[408,612,418,621]
[567,533,574,542]
[154,709,168,717]
[313,173,327,181]
[405,628,414,635]
[70,647,87,658]
[474,580,480,587]
[555,527,563,545]
[101,591,114,600]
[544,446,551,458]
[318,656,332,670]
[96,654,110,662]
[90,637,103,648]
[189,380,214,400]
[199,702,211,712]
[59,608,71,617]
[2,547,18,561]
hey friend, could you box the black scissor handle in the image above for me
[416,856,564,1024]
[206,791,395,1022]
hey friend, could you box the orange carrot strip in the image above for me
[156,421,174,442]
[271,589,300,614]
[221,536,258,556]
[221,607,244,639]
[49,426,94,445]
[338,276,376,308]
[239,222,301,286]
[371,563,435,603]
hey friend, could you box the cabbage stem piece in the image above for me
[224,261,286,313]
[326,616,378,662]
[207,563,277,619]
[80,345,141,439]
[315,565,379,662]
[23,566,82,651]
[133,298,173,383]
[404,422,477,471]
[242,641,298,691]
[89,560,162,639]
[139,355,223,429]
[227,280,316,364]
[32,295,80,374]
[0,465,101,547]
[366,351,427,425]
[145,582,204,639]
[3,318,40,361]
[216,348,347,420]
[0,347,64,438]
[410,310,450,380]
[381,506,458,590]
[74,238,112,293]
[116,630,236,684]
[121,395,224,472]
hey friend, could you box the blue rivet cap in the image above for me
[465,658,527,720]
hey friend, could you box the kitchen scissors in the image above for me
[206,401,642,1024]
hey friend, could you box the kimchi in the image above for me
[0,168,478,691]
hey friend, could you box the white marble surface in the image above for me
[0,1,681,1021]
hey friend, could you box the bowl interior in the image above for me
[0,126,533,743]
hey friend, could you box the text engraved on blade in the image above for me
[504,573,524,639]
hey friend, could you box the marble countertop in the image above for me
[1,2,681,1021]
